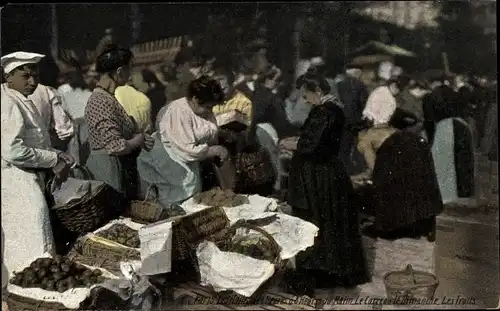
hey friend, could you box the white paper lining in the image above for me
[196,241,275,297]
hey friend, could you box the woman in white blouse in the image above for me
[137,76,229,206]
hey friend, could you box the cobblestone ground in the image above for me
[433,153,499,309]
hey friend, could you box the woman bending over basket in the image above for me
[137,76,230,207]
[284,71,370,295]
[84,44,154,200]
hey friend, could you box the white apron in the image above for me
[1,85,58,285]
[431,118,458,204]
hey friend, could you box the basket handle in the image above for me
[405,264,417,285]
[143,184,159,203]
[72,165,94,180]
[229,220,282,266]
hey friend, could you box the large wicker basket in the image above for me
[3,286,129,311]
[383,265,439,302]
[50,166,124,233]
[172,206,232,263]
[226,219,287,271]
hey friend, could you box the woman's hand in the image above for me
[142,133,155,151]
[279,136,299,151]
[208,145,229,162]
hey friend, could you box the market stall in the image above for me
[3,165,319,310]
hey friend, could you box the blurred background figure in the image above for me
[141,68,167,131]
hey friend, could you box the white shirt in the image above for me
[57,83,72,94]
[295,59,311,79]
[362,85,397,125]
[60,87,92,120]
[159,97,218,162]
[1,84,58,168]
[28,84,74,140]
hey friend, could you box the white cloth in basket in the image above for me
[51,178,105,205]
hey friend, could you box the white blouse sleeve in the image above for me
[1,95,58,168]
[48,86,74,139]
[159,104,210,162]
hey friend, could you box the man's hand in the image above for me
[143,133,155,151]
[52,152,75,182]
[58,152,75,167]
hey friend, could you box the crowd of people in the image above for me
[1,33,497,298]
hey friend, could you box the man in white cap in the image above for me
[1,51,75,286]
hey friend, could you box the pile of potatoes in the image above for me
[9,256,105,292]
[96,224,140,248]
[193,188,249,208]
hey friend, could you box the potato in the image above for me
[37,269,48,279]
[46,279,55,288]
[53,272,64,281]
[49,265,60,274]
[84,279,94,287]
[41,258,53,268]
[56,281,68,293]
[60,263,71,273]
[82,270,92,278]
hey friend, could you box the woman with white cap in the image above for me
[1,51,75,286]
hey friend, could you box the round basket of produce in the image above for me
[4,255,125,311]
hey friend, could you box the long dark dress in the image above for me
[287,100,369,287]
[372,132,443,232]
[453,119,475,197]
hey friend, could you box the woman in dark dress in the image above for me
[285,72,370,294]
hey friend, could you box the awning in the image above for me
[349,41,417,58]
[348,54,393,67]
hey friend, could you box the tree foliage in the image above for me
[436,0,496,75]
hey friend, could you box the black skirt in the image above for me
[287,155,369,286]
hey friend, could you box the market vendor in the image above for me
[137,76,229,207]
[1,51,75,285]
[285,70,369,295]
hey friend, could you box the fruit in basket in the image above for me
[230,236,277,262]
[193,187,249,207]
[9,256,106,292]
[96,224,141,248]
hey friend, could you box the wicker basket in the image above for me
[4,286,128,311]
[68,254,123,277]
[75,235,141,262]
[127,184,170,224]
[226,220,287,271]
[383,265,439,302]
[172,206,232,262]
[50,166,124,233]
